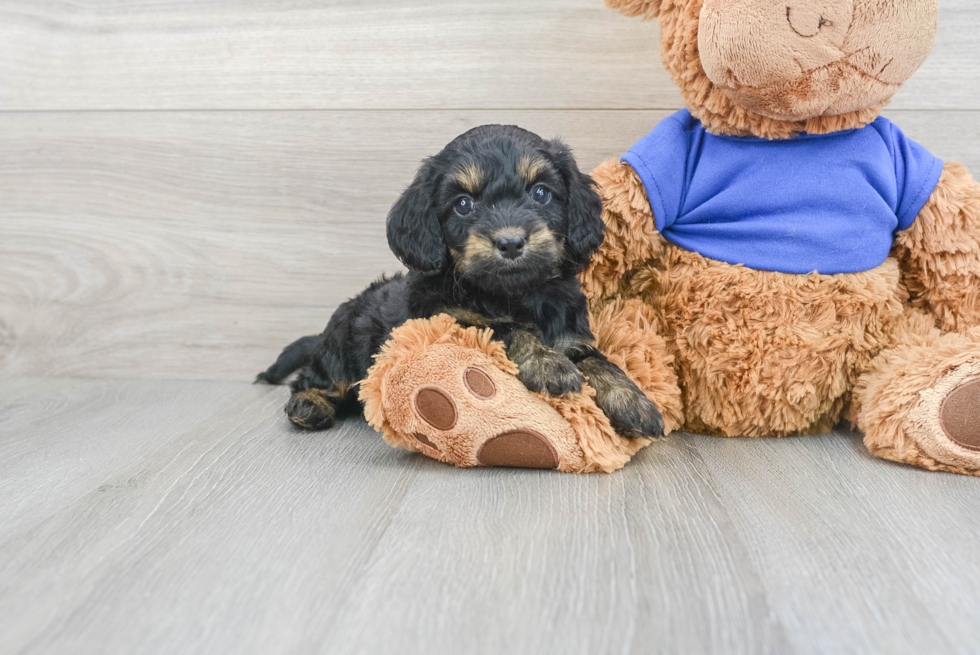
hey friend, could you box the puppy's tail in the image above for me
[255,334,321,385]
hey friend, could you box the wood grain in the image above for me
[0,0,679,111]
[693,429,980,654]
[0,1,976,113]
[3,109,979,381]
[2,379,979,654]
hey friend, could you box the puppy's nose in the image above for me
[495,235,526,260]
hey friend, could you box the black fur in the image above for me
[258,125,664,438]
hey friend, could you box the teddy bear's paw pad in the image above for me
[941,378,980,452]
[412,432,441,452]
[414,386,458,431]
[477,430,560,469]
[463,367,496,399]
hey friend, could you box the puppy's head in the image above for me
[386,125,604,295]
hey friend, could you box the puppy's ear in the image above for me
[605,0,662,19]
[386,161,446,272]
[544,139,605,268]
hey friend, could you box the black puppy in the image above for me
[258,125,663,439]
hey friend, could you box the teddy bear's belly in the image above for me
[633,244,906,437]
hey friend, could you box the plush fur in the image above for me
[894,161,980,333]
[259,125,663,441]
[362,0,980,476]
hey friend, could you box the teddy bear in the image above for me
[359,0,980,476]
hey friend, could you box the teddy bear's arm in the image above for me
[581,160,664,303]
[894,161,980,334]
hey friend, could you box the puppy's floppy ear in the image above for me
[386,160,446,272]
[544,139,605,268]
[605,0,662,19]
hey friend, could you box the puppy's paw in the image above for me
[517,351,585,397]
[285,389,336,431]
[597,383,664,440]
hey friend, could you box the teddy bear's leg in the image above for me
[848,309,980,476]
[359,315,656,473]
[853,161,980,475]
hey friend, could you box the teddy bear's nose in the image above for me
[786,5,832,38]
[785,0,851,42]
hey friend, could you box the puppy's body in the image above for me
[259,125,663,439]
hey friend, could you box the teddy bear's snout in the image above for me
[698,0,937,120]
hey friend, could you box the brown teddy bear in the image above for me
[360,0,980,476]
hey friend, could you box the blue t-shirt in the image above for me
[622,109,945,274]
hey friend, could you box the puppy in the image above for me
[258,125,664,440]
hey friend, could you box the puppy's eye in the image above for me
[454,196,475,217]
[531,184,552,205]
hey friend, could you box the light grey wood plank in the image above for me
[3,109,979,382]
[901,0,980,111]
[322,438,792,655]
[3,380,980,654]
[693,429,980,655]
[0,379,788,655]
[0,380,427,655]
[0,0,976,112]
[0,0,678,111]
[0,379,251,537]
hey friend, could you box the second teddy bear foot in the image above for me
[938,377,980,453]
[907,366,980,473]
[855,336,980,477]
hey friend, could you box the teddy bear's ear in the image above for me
[604,0,662,20]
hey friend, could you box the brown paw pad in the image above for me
[941,378,980,452]
[464,367,496,400]
[477,430,559,469]
[414,386,458,431]
[413,432,441,452]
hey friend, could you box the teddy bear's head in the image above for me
[608,0,938,138]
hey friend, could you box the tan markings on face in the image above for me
[527,227,560,256]
[454,164,484,194]
[460,232,496,271]
[518,156,547,183]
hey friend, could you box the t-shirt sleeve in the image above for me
[621,115,692,232]
[880,120,945,231]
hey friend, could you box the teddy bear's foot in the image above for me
[901,363,980,474]
[940,377,980,453]
[359,314,652,473]
[407,371,566,469]
[851,322,980,476]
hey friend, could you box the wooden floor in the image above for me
[2,379,979,655]
[4,1,980,653]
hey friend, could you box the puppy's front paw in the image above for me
[285,390,336,430]
[595,381,664,440]
[606,391,664,439]
[517,351,585,397]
